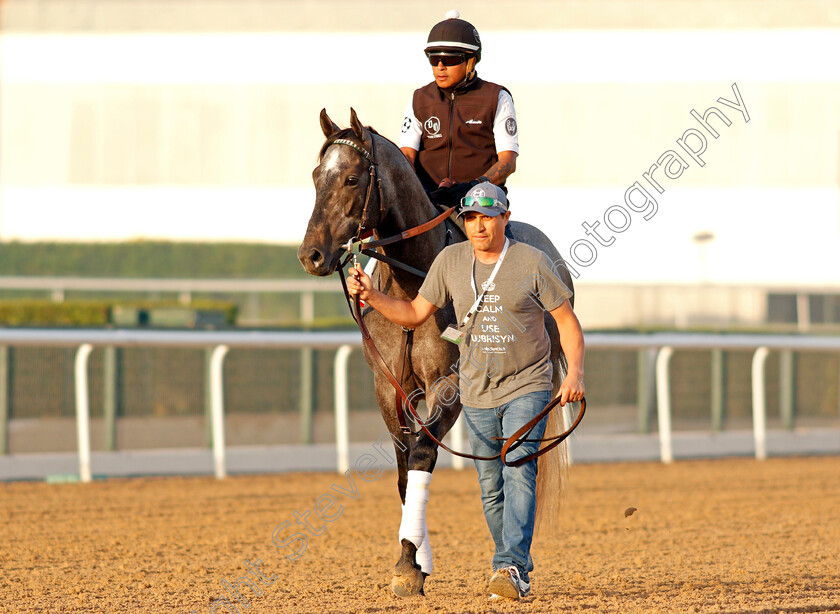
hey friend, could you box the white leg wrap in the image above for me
[399,470,433,574]
[415,515,433,574]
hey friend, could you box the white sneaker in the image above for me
[488,566,530,600]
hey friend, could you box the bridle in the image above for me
[333,135,445,279]
[331,138,383,241]
[326,134,585,467]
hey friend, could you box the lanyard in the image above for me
[459,238,509,329]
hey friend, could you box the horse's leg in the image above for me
[390,406,430,597]
[367,368,423,597]
[391,442,430,597]
[392,373,462,597]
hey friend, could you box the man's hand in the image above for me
[346,262,373,301]
[556,369,585,406]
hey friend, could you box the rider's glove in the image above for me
[427,179,480,207]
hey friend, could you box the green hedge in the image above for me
[0,300,238,327]
[0,241,306,279]
[0,301,110,326]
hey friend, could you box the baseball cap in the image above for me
[458,182,508,217]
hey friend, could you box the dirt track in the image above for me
[1,456,839,613]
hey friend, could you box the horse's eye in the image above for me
[345,175,359,186]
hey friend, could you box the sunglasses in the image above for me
[427,52,466,67]
[461,196,506,209]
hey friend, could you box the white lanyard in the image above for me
[459,238,509,329]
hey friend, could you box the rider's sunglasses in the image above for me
[461,196,506,209]
[427,52,466,67]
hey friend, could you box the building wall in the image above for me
[1,0,838,287]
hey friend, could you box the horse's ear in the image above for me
[320,108,340,138]
[349,107,371,148]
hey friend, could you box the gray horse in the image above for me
[298,109,576,597]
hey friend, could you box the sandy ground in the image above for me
[1,456,839,614]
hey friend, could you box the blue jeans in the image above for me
[463,389,551,582]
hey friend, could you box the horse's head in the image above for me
[298,108,384,276]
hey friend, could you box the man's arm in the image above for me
[549,300,585,405]
[435,150,517,190]
[482,150,517,185]
[346,263,438,328]
[400,147,417,168]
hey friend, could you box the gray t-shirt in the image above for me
[419,240,572,409]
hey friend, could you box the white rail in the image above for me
[655,347,674,464]
[210,345,230,479]
[1,329,839,480]
[751,347,771,461]
[0,329,362,482]
[334,345,354,474]
[74,344,94,483]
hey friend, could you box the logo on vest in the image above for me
[424,116,442,139]
[505,117,517,136]
[465,119,483,125]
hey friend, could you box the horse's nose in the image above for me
[308,248,324,267]
[300,246,326,275]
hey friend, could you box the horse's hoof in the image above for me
[390,567,425,597]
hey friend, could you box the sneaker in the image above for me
[488,566,530,600]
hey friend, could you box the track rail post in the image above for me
[655,346,674,464]
[74,344,94,483]
[334,345,352,474]
[210,345,230,479]
[751,347,770,460]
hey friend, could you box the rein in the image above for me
[343,208,456,279]
[329,136,585,466]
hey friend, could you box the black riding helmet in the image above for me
[424,10,481,63]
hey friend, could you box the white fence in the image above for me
[1,329,839,481]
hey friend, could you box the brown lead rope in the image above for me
[500,395,586,467]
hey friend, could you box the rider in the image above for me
[362,11,518,284]
[399,10,519,214]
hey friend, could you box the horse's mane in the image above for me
[317,126,396,162]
